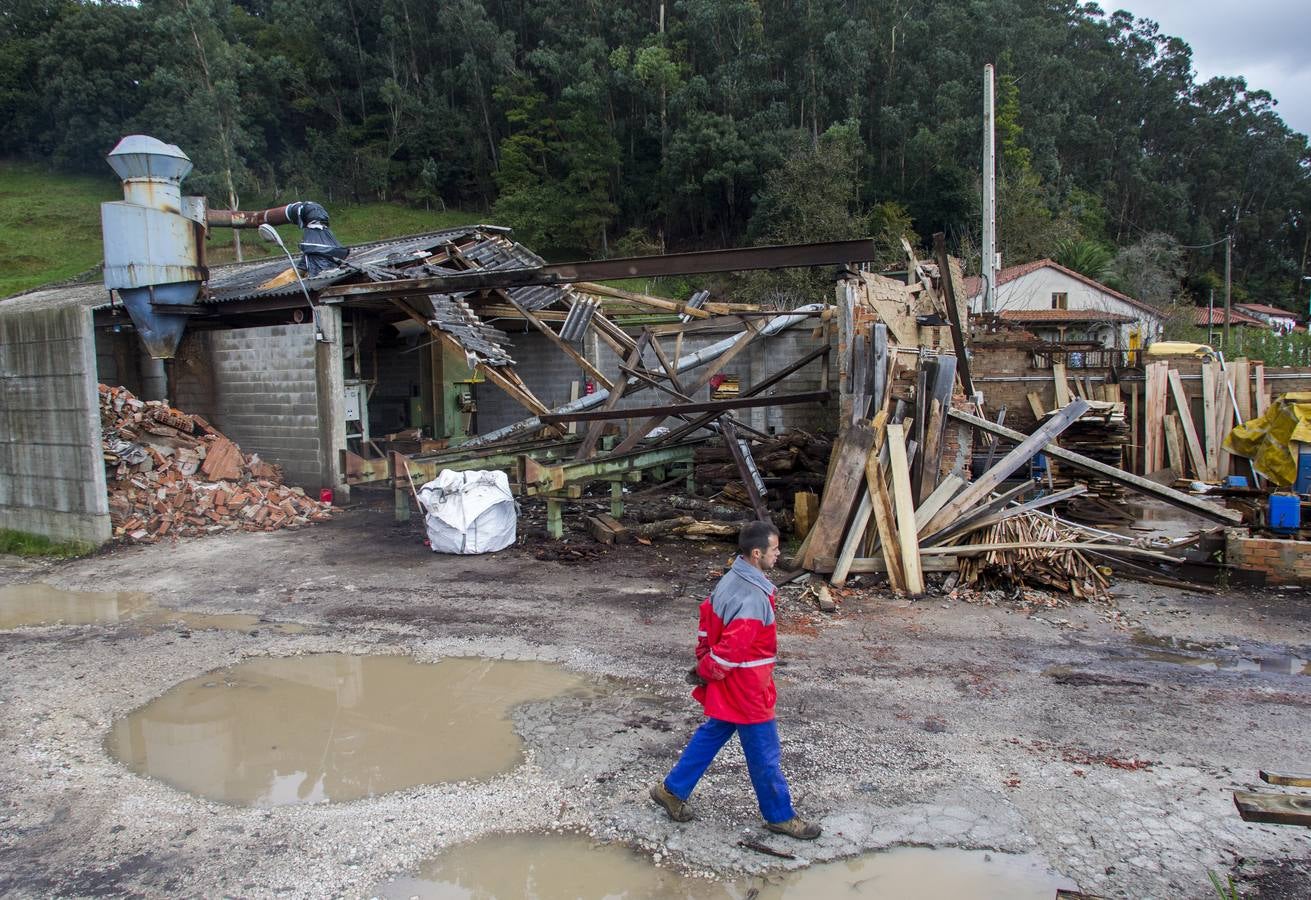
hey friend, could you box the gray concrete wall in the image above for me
[473,321,836,436]
[0,304,111,545]
[172,324,324,488]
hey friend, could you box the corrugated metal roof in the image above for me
[998,309,1134,324]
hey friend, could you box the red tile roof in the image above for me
[997,309,1134,324]
[1234,302,1300,321]
[963,259,1160,316]
[1193,307,1266,327]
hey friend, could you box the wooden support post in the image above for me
[610,480,624,519]
[1202,360,1220,479]
[1254,364,1269,416]
[546,498,564,539]
[933,233,974,397]
[394,480,412,523]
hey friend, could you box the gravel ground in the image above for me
[1,503,1309,898]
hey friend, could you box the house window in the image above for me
[1051,292,1069,310]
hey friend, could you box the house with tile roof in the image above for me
[965,259,1163,350]
[1234,303,1299,334]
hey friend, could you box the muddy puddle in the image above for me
[0,582,150,629]
[0,581,307,635]
[1130,631,1309,675]
[373,833,1072,899]
[137,610,310,634]
[107,654,585,806]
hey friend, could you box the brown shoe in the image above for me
[649,783,694,822]
[764,816,821,840]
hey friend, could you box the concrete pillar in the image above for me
[315,304,349,501]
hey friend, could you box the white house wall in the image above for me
[977,268,1161,346]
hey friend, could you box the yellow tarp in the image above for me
[1223,392,1311,486]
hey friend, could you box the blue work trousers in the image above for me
[663,717,795,823]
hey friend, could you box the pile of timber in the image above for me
[794,354,1243,599]
[99,384,333,543]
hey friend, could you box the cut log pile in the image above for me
[99,384,333,543]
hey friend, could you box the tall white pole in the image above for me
[982,64,998,314]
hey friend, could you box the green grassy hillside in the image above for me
[0,161,485,298]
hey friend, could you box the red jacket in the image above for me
[692,557,778,724]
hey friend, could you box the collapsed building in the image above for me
[3,135,1310,590]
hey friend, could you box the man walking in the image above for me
[650,521,821,840]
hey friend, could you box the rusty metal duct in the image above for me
[207,201,349,276]
[101,135,208,359]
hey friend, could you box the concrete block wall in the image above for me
[473,322,837,437]
[172,324,324,488]
[0,304,111,545]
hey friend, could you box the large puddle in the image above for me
[373,833,1072,899]
[107,655,584,806]
[0,582,150,629]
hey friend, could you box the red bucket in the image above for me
[319,488,333,505]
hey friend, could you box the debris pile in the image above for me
[99,385,332,542]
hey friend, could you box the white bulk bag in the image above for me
[417,469,517,554]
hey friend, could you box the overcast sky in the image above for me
[1117,1,1311,137]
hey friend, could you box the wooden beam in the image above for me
[948,408,1244,525]
[1233,790,1311,826]
[573,281,710,318]
[1202,360,1220,479]
[1261,771,1311,788]
[577,333,651,459]
[885,423,923,595]
[933,234,973,397]
[922,400,1090,536]
[1167,369,1207,480]
[811,555,957,575]
[914,474,965,534]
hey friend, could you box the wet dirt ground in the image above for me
[1,501,1309,898]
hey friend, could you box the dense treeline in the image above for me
[1,0,1308,308]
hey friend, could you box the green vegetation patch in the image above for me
[0,528,97,559]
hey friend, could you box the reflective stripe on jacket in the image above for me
[692,556,778,724]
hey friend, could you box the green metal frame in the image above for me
[342,435,698,538]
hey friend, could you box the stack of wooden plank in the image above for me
[99,384,333,543]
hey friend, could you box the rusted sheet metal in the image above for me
[319,239,881,300]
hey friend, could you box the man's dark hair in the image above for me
[739,521,780,556]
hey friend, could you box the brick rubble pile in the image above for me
[100,384,332,543]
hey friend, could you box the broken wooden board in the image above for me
[1255,364,1269,417]
[1202,360,1221,478]
[948,408,1244,526]
[1053,363,1072,408]
[1261,771,1311,787]
[1163,413,1185,476]
[1026,391,1046,420]
[1234,790,1311,826]
[801,423,876,570]
[885,423,923,595]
